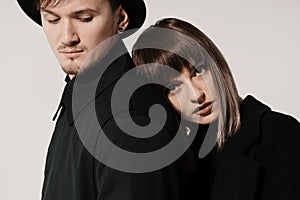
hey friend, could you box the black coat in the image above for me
[41,41,185,200]
[211,96,300,200]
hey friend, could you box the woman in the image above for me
[132,18,300,200]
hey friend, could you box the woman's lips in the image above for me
[193,101,214,116]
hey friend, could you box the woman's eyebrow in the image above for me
[165,77,181,86]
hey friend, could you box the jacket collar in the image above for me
[211,95,271,200]
[222,95,271,154]
[52,75,72,121]
[54,40,134,126]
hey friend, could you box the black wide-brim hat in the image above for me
[17,0,146,32]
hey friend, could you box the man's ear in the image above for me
[117,7,129,33]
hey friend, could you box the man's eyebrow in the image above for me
[40,8,98,15]
[71,9,98,15]
[40,8,57,16]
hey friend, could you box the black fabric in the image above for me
[182,123,217,200]
[41,50,300,200]
[211,95,300,200]
[42,41,186,200]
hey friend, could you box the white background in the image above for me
[1,0,300,199]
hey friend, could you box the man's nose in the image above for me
[62,21,80,46]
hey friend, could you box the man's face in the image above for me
[40,0,122,76]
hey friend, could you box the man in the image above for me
[17,0,184,199]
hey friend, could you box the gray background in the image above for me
[1,0,299,199]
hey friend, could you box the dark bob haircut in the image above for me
[132,18,241,147]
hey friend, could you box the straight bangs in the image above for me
[133,49,189,86]
[132,27,210,88]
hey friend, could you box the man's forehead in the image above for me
[39,0,108,9]
[39,0,69,8]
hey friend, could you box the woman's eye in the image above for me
[78,16,93,22]
[168,84,181,94]
[194,66,207,76]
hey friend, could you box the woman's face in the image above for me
[166,66,219,124]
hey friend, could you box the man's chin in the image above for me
[60,61,81,75]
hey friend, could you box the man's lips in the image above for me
[193,101,214,116]
[59,49,84,57]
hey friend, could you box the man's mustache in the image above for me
[57,45,85,52]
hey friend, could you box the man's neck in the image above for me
[68,74,76,80]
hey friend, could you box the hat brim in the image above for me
[17,0,146,36]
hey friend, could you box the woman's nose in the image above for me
[190,83,205,104]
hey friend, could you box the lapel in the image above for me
[211,96,271,200]
[62,40,134,126]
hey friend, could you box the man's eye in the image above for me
[48,18,60,24]
[78,16,93,22]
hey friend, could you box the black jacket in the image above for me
[211,96,300,200]
[41,41,185,200]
